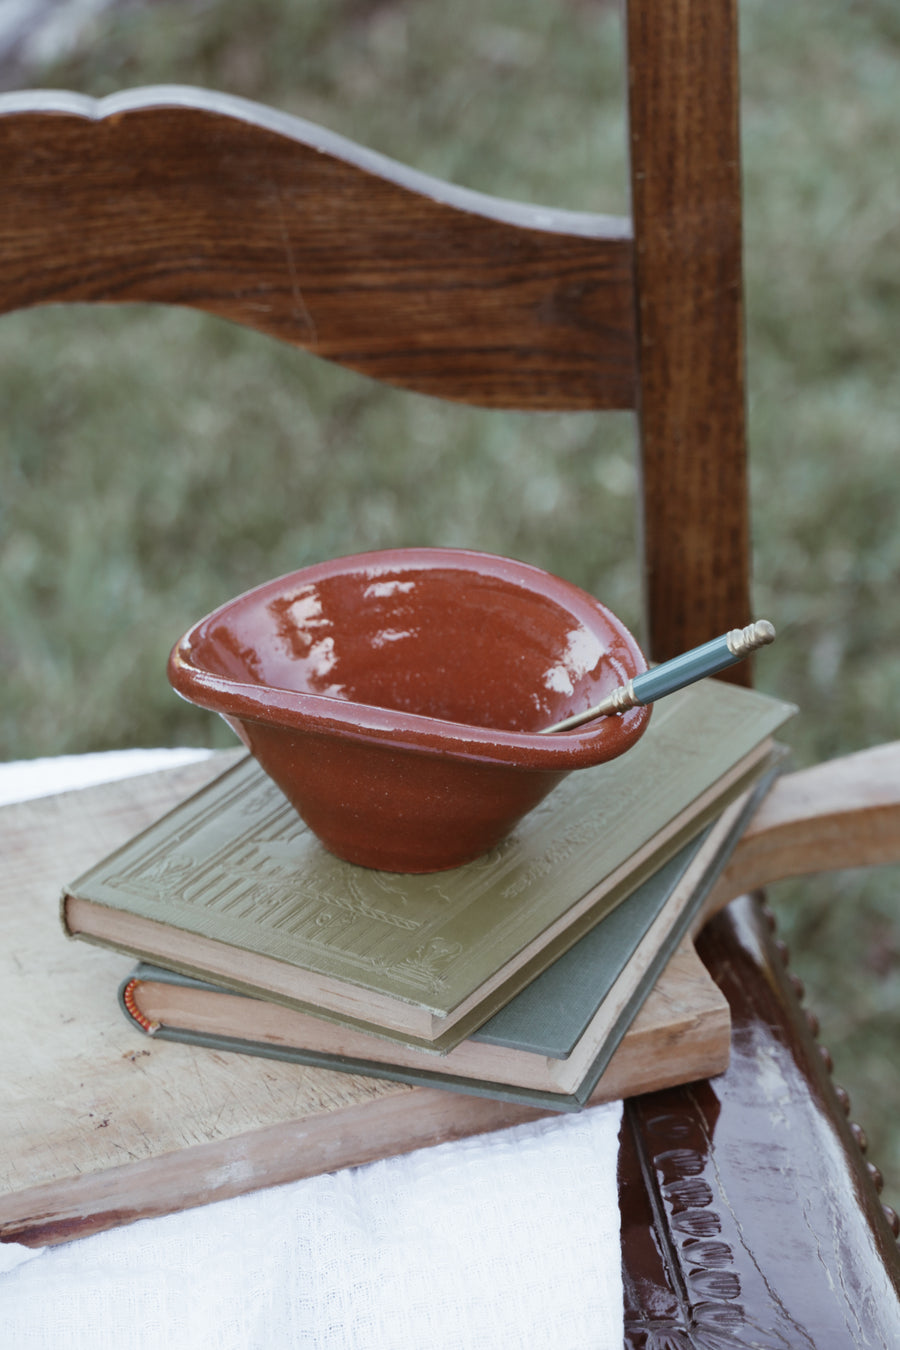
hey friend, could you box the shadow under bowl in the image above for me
[167,548,651,872]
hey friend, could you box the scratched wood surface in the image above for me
[0,756,730,1247]
[0,87,635,412]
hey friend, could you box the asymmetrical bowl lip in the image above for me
[168,547,651,768]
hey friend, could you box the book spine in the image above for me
[120,977,160,1035]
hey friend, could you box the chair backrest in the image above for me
[0,0,749,674]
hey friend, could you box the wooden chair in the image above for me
[2,1,900,1340]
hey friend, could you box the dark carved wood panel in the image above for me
[0,87,636,411]
[620,895,900,1347]
[624,0,752,667]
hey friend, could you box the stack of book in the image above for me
[61,679,795,1113]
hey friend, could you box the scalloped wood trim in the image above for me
[0,86,636,410]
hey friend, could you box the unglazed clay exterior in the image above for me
[168,548,650,871]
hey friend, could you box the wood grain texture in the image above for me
[621,896,900,1346]
[624,0,752,665]
[0,86,635,411]
[696,740,900,920]
[0,758,728,1247]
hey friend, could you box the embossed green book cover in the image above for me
[117,773,776,1110]
[63,680,794,1049]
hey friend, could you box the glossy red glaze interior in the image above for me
[168,548,650,870]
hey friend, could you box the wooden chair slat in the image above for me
[625,0,751,663]
[0,87,635,411]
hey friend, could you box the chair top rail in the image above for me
[0,85,636,411]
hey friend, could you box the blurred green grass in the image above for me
[2,0,899,1189]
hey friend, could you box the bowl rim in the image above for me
[167,547,651,769]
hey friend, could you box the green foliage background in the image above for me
[2,0,899,1190]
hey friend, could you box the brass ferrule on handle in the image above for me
[726,620,776,660]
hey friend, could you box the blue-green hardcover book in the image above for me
[118,763,779,1111]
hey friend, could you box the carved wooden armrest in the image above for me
[697,740,900,927]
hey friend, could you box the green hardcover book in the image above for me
[117,767,775,1110]
[63,679,795,1051]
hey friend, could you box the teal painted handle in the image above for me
[542,621,776,734]
[633,628,768,703]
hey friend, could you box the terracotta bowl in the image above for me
[168,548,651,872]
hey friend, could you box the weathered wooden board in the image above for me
[0,756,730,1246]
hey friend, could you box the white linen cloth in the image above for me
[0,751,624,1350]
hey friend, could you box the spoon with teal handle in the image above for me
[541,620,776,734]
